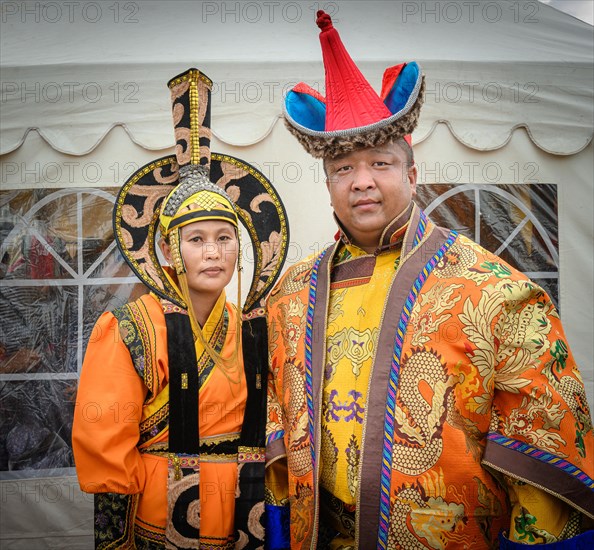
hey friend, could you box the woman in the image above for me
[72,68,288,549]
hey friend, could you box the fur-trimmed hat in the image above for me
[283,10,425,159]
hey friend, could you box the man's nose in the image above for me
[352,166,376,191]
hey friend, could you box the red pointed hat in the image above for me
[284,11,424,158]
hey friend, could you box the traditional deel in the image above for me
[267,9,594,548]
[265,204,594,548]
[73,68,289,549]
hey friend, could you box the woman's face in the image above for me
[161,219,238,300]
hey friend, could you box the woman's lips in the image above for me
[201,267,223,275]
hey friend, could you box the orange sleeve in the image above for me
[72,311,149,494]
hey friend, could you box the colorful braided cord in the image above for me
[377,230,457,549]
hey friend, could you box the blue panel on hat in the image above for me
[383,62,420,114]
[285,90,327,131]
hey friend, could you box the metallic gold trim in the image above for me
[113,156,181,305]
[142,442,169,453]
[167,68,213,89]
[171,455,182,480]
[201,432,241,445]
[238,446,265,463]
[144,449,239,463]
[190,77,200,165]
[199,454,238,463]
[116,152,289,313]
[169,230,185,276]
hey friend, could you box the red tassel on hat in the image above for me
[317,10,391,131]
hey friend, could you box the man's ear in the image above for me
[159,238,172,265]
[408,165,418,198]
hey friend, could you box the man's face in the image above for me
[325,141,417,252]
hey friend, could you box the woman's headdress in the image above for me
[114,68,288,317]
[113,68,289,374]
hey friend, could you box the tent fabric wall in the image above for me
[1,1,592,548]
[1,1,593,155]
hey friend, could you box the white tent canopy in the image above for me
[2,0,592,154]
[1,1,592,548]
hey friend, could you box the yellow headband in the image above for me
[159,189,238,239]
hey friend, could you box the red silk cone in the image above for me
[317,10,391,131]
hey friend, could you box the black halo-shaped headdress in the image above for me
[113,68,289,318]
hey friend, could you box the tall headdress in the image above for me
[114,68,289,319]
[283,10,425,158]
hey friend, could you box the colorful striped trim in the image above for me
[266,429,285,446]
[134,520,166,545]
[388,222,409,246]
[487,432,594,490]
[412,209,428,248]
[304,248,330,468]
[377,230,458,550]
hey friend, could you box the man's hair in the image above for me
[322,138,415,177]
[395,137,414,167]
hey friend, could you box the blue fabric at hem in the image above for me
[265,504,290,550]
[499,530,594,549]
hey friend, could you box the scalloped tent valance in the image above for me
[1,1,592,156]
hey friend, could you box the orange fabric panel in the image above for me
[73,292,247,541]
[72,307,156,493]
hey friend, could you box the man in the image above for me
[265,11,594,549]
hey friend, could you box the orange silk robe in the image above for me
[265,204,594,549]
[73,292,247,548]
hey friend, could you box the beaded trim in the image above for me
[238,446,266,463]
[113,156,179,302]
[167,68,213,90]
[161,165,236,217]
